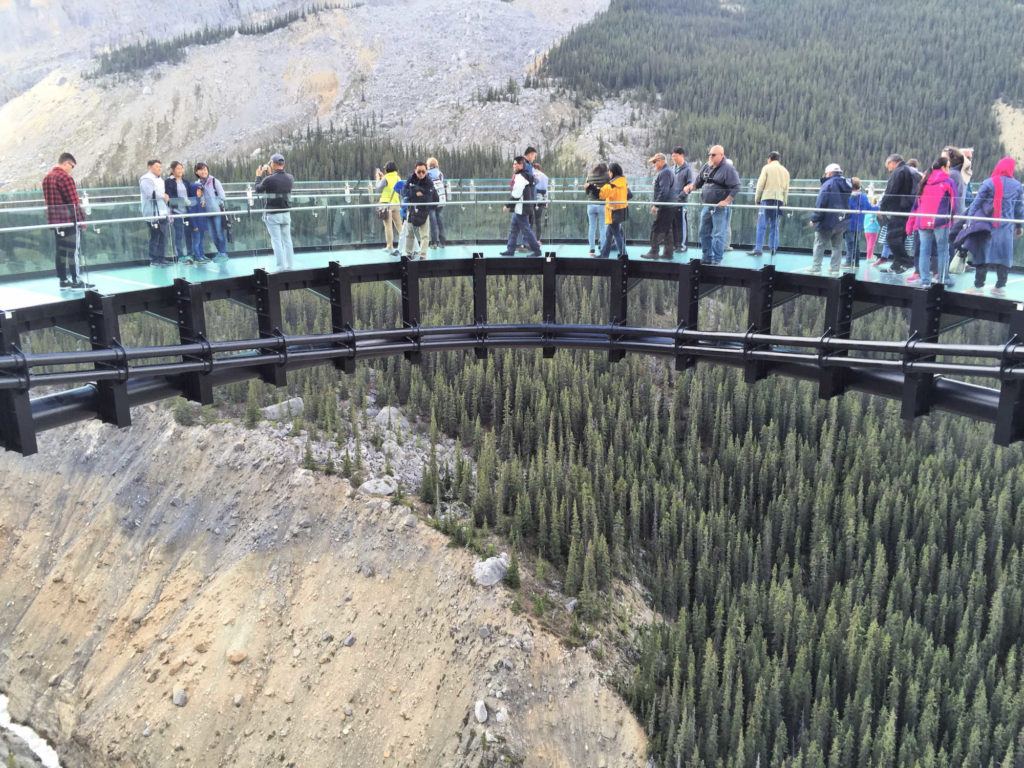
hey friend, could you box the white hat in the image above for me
[824,163,843,175]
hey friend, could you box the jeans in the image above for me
[753,200,782,253]
[599,221,626,258]
[587,204,606,250]
[170,216,191,260]
[401,219,430,257]
[812,228,845,271]
[917,227,950,284]
[53,227,80,282]
[263,211,294,270]
[698,205,732,263]
[843,230,859,264]
[147,219,168,263]
[671,205,689,249]
[193,214,228,260]
[505,213,540,255]
[428,208,446,245]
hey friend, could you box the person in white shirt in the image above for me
[499,156,541,257]
[139,159,170,265]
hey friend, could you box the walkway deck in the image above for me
[3,244,1021,313]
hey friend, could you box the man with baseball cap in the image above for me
[809,162,852,273]
[255,153,295,270]
[643,152,676,259]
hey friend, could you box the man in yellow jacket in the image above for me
[598,162,630,258]
[750,150,790,256]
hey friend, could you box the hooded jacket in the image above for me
[908,169,957,232]
[403,172,439,227]
[811,174,853,232]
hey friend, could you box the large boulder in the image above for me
[473,553,509,587]
[261,397,304,421]
[358,476,398,496]
[373,406,410,433]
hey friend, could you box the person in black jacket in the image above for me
[670,147,694,252]
[878,153,917,273]
[401,161,439,259]
[643,153,676,259]
[165,161,199,264]
[684,145,741,264]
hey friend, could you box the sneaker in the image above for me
[182,258,195,266]
[747,249,763,256]
[640,251,660,259]
[828,268,841,275]
[588,248,596,255]
[966,287,984,295]
[497,251,515,257]
[59,279,72,289]
[904,273,921,284]
[69,280,94,290]
[991,287,1007,297]
[807,266,822,273]
[391,249,401,257]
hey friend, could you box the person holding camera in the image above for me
[401,162,439,259]
[375,162,402,255]
[255,153,295,271]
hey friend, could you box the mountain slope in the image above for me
[0,408,646,767]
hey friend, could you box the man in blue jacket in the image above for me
[810,163,852,273]
[643,153,676,259]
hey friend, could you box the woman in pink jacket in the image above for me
[906,156,958,286]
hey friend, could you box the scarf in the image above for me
[991,156,1016,227]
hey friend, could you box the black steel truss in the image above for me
[2,254,1024,456]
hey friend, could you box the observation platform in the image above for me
[3,243,1024,314]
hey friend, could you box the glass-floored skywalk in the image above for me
[2,176,1023,312]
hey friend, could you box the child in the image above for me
[863,196,880,261]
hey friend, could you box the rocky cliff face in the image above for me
[0,407,646,767]
[0,0,316,104]
[0,0,637,189]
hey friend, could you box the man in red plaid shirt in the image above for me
[42,152,92,290]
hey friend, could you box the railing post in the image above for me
[676,258,701,371]
[819,273,856,399]
[328,261,355,374]
[608,252,629,363]
[744,265,775,383]
[0,312,37,455]
[995,306,1024,446]
[254,268,287,387]
[542,251,556,358]
[85,291,131,429]
[901,282,943,420]
[472,253,488,360]
[174,278,213,405]
[401,255,421,364]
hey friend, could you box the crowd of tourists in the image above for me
[38,143,1024,294]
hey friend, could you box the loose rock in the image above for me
[472,553,509,587]
[227,649,248,664]
[172,686,188,707]
[474,699,488,724]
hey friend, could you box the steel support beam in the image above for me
[0,312,36,455]
[85,291,131,428]
[401,256,421,364]
[328,261,355,374]
[542,252,556,358]
[901,283,943,420]
[608,253,629,363]
[744,265,775,383]
[995,307,1024,446]
[819,273,856,399]
[676,259,701,371]
[174,278,213,405]
[254,269,287,387]
[472,253,488,360]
